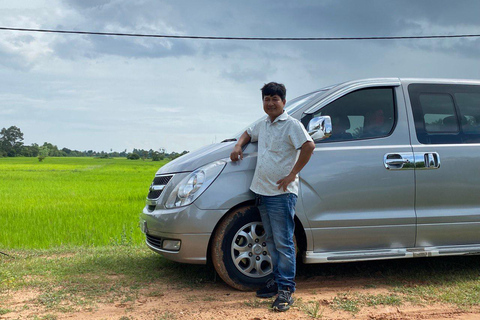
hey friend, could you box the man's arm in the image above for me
[277,140,315,191]
[230,131,251,161]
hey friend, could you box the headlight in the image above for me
[165,160,226,208]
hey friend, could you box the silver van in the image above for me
[140,78,480,290]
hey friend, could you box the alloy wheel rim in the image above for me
[230,221,272,278]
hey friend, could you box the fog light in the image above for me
[162,240,181,251]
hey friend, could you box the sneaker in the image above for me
[272,289,293,312]
[255,279,277,298]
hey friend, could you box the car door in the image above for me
[406,82,480,247]
[299,84,416,253]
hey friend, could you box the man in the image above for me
[230,82,315,312]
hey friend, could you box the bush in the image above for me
[127,153,140,160]
[152,152,165,161]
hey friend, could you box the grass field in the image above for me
[0,157,166,249]
[2,246,480,318]
[3,158,480,319]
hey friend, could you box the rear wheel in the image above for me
[211,205,273,290]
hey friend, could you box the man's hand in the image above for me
[230,131,251,162]
[277,172,296,192]
[230,145,244,161]
[276,141,315,191]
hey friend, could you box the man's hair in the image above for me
[261,82,286,101]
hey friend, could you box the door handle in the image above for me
[384,153,414,170]
[415,152,440,169]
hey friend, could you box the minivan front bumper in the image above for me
[143,231,211,264]
[139,203,227,264]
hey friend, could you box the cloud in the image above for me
[2,0,480,153]
[221,63,273,83]
[4,0,480,65]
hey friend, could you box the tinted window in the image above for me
[307,87,396,142]
[455,93,480,135]
[419,94,458,133]
[409,84,480,144]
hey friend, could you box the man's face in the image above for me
[263,94,286,121]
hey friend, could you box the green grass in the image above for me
[332,293,360,313]
[2,246,480,314]
[157,311,177,320]
[331,292,401,314]
[0,308,12,315]
[297,299,324,318]
[243,297,273,308]
[0,246,213,311]
[4,157,480,315]
[0,157,167,249]
[297,256,480,313]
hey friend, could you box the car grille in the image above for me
[147,174,173,199]
[146,234,163,249]
[153,176,172,185]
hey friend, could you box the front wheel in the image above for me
[211,205,273,290]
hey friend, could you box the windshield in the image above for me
[228,89,330,141]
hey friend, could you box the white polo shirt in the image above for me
[247,111,313,196]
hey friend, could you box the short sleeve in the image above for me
[289,119,313,149]
[246,121,261,142]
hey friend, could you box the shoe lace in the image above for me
[278,290,290,301]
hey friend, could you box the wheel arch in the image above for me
[206,200,255,269]
[206,200,308,266]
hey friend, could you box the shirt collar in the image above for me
[266,111,288,124]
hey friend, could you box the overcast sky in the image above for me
[1,0,480,153]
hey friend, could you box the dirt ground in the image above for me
[2,277,480,320]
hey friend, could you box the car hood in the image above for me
[157,141,237,174]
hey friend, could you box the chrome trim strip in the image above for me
[438,246,480,255]
[327,253,406,261]
[304,249,410,264]
[303,245,480,264]
[150,185,165,191]
[145,239,179,255]
[146,199,157,206]
[412,143,480,148]
[314,144,412,152]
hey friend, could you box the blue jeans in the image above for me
[257,193,297,292]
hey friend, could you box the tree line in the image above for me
[0,126,188,161]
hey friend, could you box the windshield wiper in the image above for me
[221,138,237,143]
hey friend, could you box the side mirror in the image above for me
[307,116,332,141]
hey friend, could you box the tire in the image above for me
[211,205,273,291]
